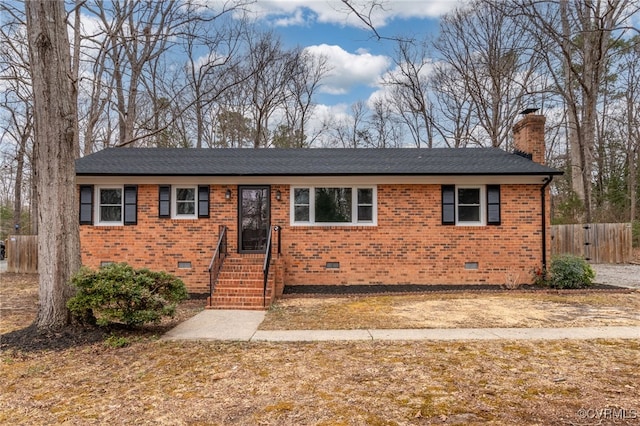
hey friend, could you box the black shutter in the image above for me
[79,185,93,225]
[441,185,455,225]
[487,185,501,225]
[124,185,137,225]
[198,185,210,218]
[159,185,171,218]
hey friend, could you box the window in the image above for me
[100,187,122,223]
[357,188,373,221]
[79,185,136,226]
[315,187,352,222]
[291,186,376,225]
[293,188,310,222]
[174,186,196,218]
[457,187,482,224]
[442,185,500,226]
[159,185,210,219]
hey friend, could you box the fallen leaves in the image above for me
[260,291,640,330]
[1,274,639,425]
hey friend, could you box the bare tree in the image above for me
[435,0,541,149]
[25,0,80,330]
[77,28,112,155]
[69,0,251,150]
[0,4,34,234]
[326,101,370,148]
[510,0,639,221]
[338,0,400,42]
[86,0,187,146]
[242,31,298,148]
[359,97,404,148]
[383,37,437,148]
[215,107,253,148]
[430,62,477,148]
[2,92,33,235]
[613,37,640,222]
[180,13,248,148]
[281,48,329,148]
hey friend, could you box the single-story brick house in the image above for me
[75,113,561,308]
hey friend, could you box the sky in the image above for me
[241,0,463,115]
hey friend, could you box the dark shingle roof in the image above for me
[75,147,561,176]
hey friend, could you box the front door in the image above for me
[238,186,270,253]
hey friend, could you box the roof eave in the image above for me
[75,171,564,177]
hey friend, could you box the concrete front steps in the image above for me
[207,254,276,310]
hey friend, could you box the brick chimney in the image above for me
[513,112,546,165]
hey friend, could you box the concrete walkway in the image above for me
[162,310,266,341]
[162,310,640,342]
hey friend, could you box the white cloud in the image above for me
[304,44,390,95]
[387,0,465,20]
[245,0,463,29]
[272,8,307,27]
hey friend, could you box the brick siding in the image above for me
[277,183,547,286]
[513,114,546,165]
[80,182,549,292]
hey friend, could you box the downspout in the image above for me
[541,175,554,271]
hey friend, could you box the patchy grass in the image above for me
[1,274,639,425]
[260,291,640,330]
[0,273,39,334]
[1,338,639,425]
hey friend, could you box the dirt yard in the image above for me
[261,291,640,330]
[259,263,640,330]
[1,273,639,425]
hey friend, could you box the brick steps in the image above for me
[207,254,276,310]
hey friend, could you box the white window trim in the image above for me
[171,185,198,219]
[455,185,485,226]
[95,185,124,226]
[290,185,377,226]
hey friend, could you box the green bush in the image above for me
[546,254,595,289]
[67,263,188,327]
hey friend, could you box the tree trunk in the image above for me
[629,103,638,222]
[633,147,639,222]
[12,135,26,234]
[30,148,38,235]
[559,1,585,219]
[26,0,81,330]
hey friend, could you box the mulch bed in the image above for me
[0,321,184,353]
[282,283,633,297]
[0,324,108,353]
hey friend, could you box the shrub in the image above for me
[546,254,595,289]
[67,263,188,327]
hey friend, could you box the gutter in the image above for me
[541,175,554,271]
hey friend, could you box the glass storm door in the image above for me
[238,186,270,253]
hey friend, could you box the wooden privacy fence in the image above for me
[550,223,632,264]
[6,235,38,273]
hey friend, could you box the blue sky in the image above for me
[244,1,461,109]
[65,0,461,132]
